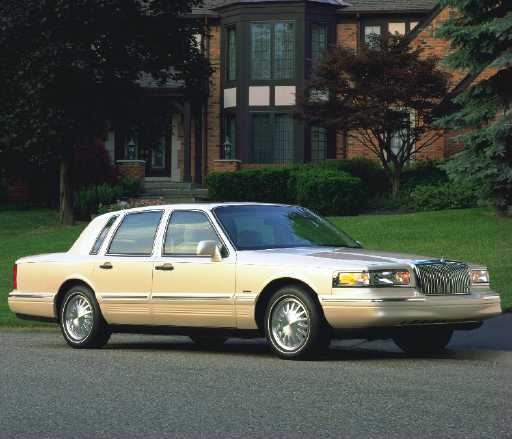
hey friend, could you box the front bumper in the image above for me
[320,291,502,329]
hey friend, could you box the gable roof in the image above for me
[193,0,435,16]
[339,0,437,14]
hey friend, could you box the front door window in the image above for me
[151,136,166,170]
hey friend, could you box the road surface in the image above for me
[1,314,511,439]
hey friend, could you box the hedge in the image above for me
[207,166,365,215]
[295,170,364,215]
[207,167,296,204]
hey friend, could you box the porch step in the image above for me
[140,178,208,203]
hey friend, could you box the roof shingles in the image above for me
[192,0,437,15]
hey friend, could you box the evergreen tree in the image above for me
[437,0,512,215]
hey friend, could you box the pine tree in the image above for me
[437,0,512,215]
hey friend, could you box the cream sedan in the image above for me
[8,203,501,359]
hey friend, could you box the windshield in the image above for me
[213,205,360,251]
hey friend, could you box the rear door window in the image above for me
[108,211,163,256]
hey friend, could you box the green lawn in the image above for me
[0,207,509,327]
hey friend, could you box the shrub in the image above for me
[295,169,364,215]
[406,182,479,212]
[71,138,117,189]
[207,167,295,204]
[74,184,121,220]
[119,175,142,197]
[315,158,389,197]
[401,160,448,190]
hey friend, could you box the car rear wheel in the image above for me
[189,336,228,347]
[60,285,110,349]
[265,285,330,360]
[393,327,453,356]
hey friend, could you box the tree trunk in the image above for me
[59,158,74,225]
[391,170,401,199]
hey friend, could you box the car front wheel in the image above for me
[393,326,453,356]
[60,285,110,349]
[265,285,330,360]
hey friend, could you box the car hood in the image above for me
[237,246,452,270]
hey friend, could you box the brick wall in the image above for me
[409,7,467,90]
[116,160,145,179]
[213,159,241,173]
[206,25,222,175]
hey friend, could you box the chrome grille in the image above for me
[414,260,470,295]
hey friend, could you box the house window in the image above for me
[226,27,236,81]
[251,113,294,163]
[250,22,295,80]
[311,23,328,66]
[390,109,415,158]
[251,24,272,80]
[274,22,295,80]
[223,114,236,159]
[311,126,328,162]
[388,22,406,36]
[364,25,381,47]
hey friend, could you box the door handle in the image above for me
[99,262,113,270]
[155,263,174,271]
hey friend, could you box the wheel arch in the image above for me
[254,277,325,333]
[54,278,96,321]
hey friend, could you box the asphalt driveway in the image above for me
[1,314,511,439]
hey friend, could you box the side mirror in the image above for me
[355,240,363,248]
[196,240,222,262]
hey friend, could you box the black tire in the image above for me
[59,285,110,349]
[264,285,330,360]
[189,336,228,347]
[393,326,453,357]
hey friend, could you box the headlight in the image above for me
[333,272,370,287]
[371,270,411,287]
[470,269,490,284]
[333,270,411,288]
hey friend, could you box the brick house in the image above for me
[110,0,475,185]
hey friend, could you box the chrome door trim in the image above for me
[8,292,54,299]
[151,293,233,301]
[99,294,150,300]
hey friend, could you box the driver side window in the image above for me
[164,211,221,256]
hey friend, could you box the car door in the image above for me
[92,210,164,325]
[151,209,237,327]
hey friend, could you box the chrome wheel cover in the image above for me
[64,294,94,342]
[270,297,310,352]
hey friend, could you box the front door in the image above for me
[93,210,165,325]
[151,210,237,327]
[140,135,170,177]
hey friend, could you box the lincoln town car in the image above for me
[8,203,502,359]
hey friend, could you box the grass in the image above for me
[329,208,510,310]
[0,207,509,327]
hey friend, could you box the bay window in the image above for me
[311,23,328,66]
[250,22,295,80]
[311,126,328,162]
[226,27,237,81]
[251,113,294,163]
